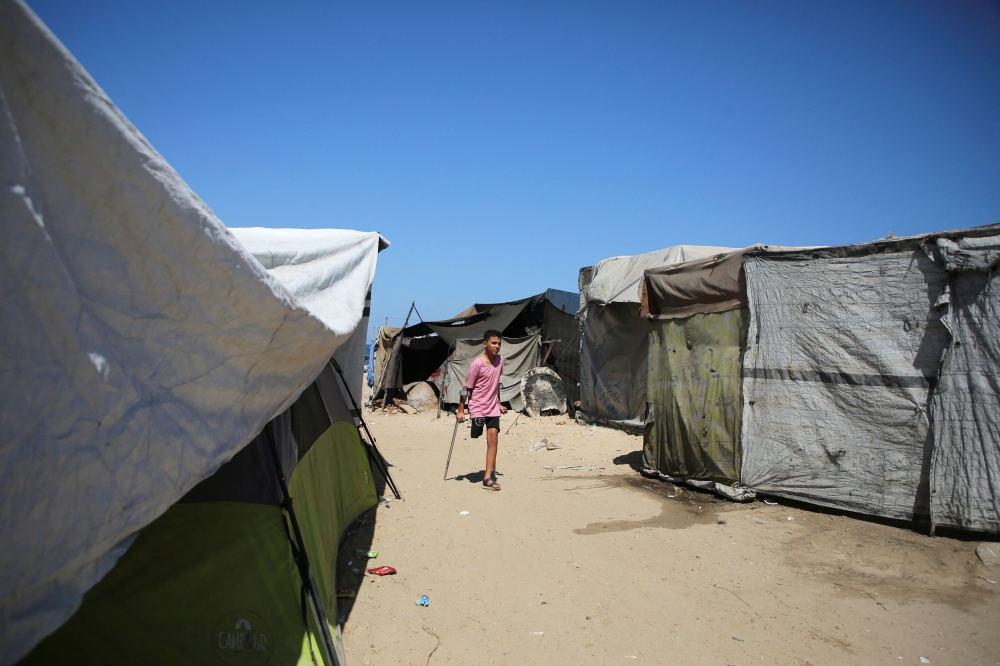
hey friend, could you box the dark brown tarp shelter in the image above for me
[373,290,579,411]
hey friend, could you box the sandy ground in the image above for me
[337,409,1000,666]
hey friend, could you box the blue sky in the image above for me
[30,1,1000,331]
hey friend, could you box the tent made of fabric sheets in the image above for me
[639,245,799,495]
[0,2,386,662]
[741,224,1000,530]
[579,245,734,427]
[377,290,579,409]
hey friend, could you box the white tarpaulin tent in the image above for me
[229,227,388,404]
[0,3,385,662]
[741,225,1000,530]
[579,244,733,426]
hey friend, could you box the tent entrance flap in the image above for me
[579,302,648,424]
[928,235,1000,533]
[644,309,747,485]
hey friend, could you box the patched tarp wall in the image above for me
[580,302,650,424]
[740,242,951,520]
[928,235,1000,532]
[0,4,383,662]
[373,326,402,394]
[641,247,794,487]
[441,334,542,406]
[645,309,748,485]
[579,245,734,426]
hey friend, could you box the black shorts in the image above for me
[470,416,500,439]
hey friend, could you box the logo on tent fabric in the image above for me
[214,611,272,665]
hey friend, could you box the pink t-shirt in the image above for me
[464,355,504,417]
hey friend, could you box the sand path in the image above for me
[338,410,1000,666]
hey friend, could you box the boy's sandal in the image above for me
[482,477,501,491]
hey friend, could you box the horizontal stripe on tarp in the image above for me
[746,367,934,389]
[363,306,371,316]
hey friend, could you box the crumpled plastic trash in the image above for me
[356,550,378,559]
[415,595,429,607]
[368,566,397,576]
[528,437,562,452]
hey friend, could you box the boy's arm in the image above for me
[456,387,471,422]
[457,359,479,422]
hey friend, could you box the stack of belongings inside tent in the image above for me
[372,289,579,414]
[578,244,734,431]
[1,4,390,665]
[640,225,1000,534]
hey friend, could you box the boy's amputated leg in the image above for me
[483,427,500,490]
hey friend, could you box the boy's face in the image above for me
[484,336,501,356]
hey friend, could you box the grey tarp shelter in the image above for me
[579,245,734,428]
[0,3,389,663]
[741,224,1000,531]
[640,246,782,496]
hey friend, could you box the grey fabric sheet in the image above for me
[741,247,950,519]
[543,301,581,409]
[579,302,649,424]
[929,236,1000,532]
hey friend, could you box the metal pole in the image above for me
[443,417,460,481]
[374,302,416,411]
[329,359,403,500]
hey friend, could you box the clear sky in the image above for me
[29,0,1000,332]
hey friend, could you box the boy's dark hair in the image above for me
[483,329,502,342]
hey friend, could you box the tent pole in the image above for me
[330,359,403,500]
[373,302,416,411]
[263,426,341,666]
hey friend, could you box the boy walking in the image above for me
[456,329,506,490]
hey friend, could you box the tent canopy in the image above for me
[582,245,734,306]
[0,3,384,662]
[403,297,536,347]
[640,245,800,319]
